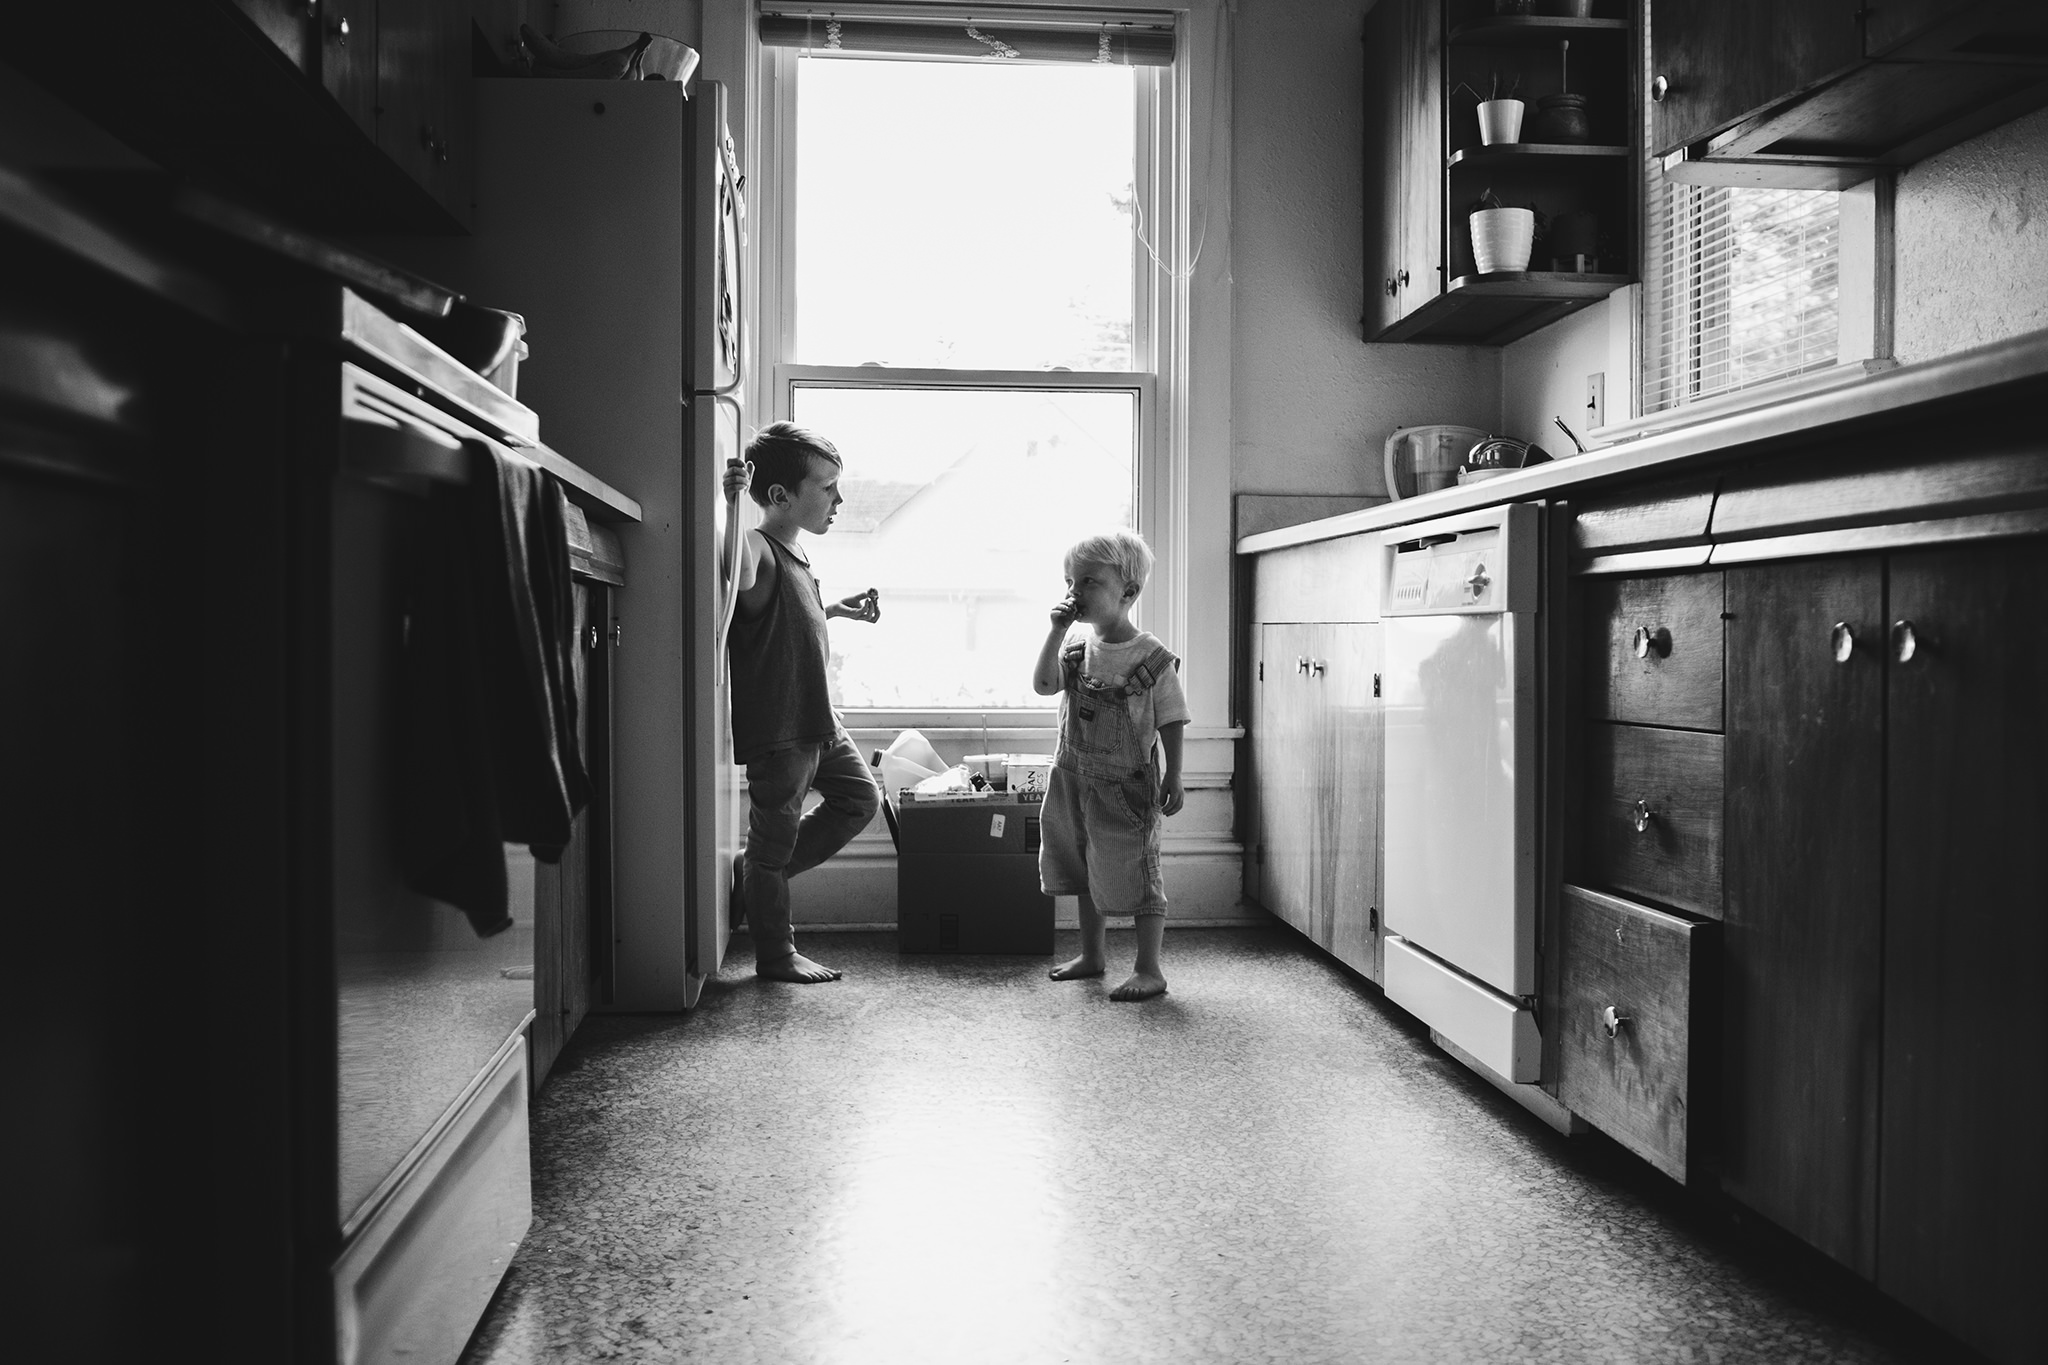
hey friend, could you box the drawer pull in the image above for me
[1631,800,1656,834]
[1891,619,1918,664]
[1600,1005,1631,1040]
[1632,624,1671,659]
[1830,620,1855,663]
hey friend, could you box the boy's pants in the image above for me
[741,732,880,964]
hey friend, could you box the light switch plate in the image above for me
[1585,372,1607,429]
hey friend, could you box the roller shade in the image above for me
[758,3,1176,65]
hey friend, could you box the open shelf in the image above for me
[1448,16,1630,45]
[1448,144,1630,169]
[1374,270,1630,346]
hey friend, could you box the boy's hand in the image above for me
[722,457,753,502]
[830,588,880,623]
[1158,771,1184,817]
[1050,594,1079,630]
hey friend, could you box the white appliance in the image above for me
[1380,503,1543,1082]
[384,77,748,1009]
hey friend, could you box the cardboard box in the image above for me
[896,791,1054,954]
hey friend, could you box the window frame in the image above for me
[757,37,1188,725]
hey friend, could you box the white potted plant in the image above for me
[1468,188,1536,274]
[1456,73,1524,146]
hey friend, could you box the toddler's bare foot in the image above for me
[1048,955,1105,981]
[1110,970,1167,1001]
[757,952,842,983]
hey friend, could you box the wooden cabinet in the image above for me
[1877,541,2048,1365]
[1651,0,2048,188]
[1722,556,1886,1276]
[1366,0,1634,347]
[1249,537,1385,982]
[0,0,480,231]
[532,580,617,1087]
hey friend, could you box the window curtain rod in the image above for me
[758,3,1177,66]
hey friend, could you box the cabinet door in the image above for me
[1256,624,1320,939]
[1650,0,1861,155]
[1362,0,1409,336]
[316,0,377,140]
[1723,557,1883,1277]
[1879,541,2048,1365]
[377,0,471,223]
[1396,0,1443,308]
[1318,623,1383,981]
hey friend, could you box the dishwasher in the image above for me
[1380,502,1543,1083]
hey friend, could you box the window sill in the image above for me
[1598,358,1901,451]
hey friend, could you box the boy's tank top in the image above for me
[726,534,837,764]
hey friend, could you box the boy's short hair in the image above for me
[1064,528,1155,598]
[745,421,842,507]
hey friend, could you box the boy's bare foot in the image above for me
[757,952,842,983]
[1110,970,1167,1001]
[1049,956,1106,981]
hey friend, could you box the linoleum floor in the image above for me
[459,928,1954,1364]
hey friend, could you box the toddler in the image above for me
[1031,529,1189,1001]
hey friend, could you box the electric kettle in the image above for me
[1384,424,1489,500]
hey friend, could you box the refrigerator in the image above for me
[383,76,749,1009]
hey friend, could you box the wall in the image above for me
[1894,104,2048,363]
[1230,0,1499,506]
[1502,106,2048,435]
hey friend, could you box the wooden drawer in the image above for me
[1583,723,1724,918]
[1557,885,1715,1183]
[1582,573,1724,729]
[1253,533,1379,624]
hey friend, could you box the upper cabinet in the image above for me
[2,0,492,233]
[1652,0,2048,188]
[1365,0,1636,347]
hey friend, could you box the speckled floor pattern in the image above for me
[460,928,1957,1365]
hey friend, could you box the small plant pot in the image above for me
[1493,0,1536,13]
[1476,99,1525,145]
[1550,0,1595,15]
[1528,92,1592,144]
[1470,207,1536,274]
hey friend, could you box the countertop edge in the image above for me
[1236,328,2048,555]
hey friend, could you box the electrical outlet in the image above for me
[1585,372,1607,429]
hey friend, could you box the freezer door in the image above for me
[691,80,744,397]
[1381,608,1539,996]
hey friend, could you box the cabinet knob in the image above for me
[1830,620,1855,663]
[1600,1005,1631,1040]
[1385,276,1398,297]
[1309,658,1327,677]
[1651,75,1669,102]
[1891,619,1918,663]
[1296,656,1310,675]
[1632,799,1656,834]
[330,13,350,44]
[1632,624,1670,659]
[1398,268,1410,287]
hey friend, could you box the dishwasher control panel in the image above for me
[1382,503,1539,616]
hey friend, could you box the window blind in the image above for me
[758,2,1176,66]
[1638,6,1841,414]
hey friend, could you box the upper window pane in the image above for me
[790,384,1136,710]
[794,55,1137,371]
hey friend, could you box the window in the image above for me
[761,10,1182,714]
[1636,2,1859,417]
[1642,181,1842,413]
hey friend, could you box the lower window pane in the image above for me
[788,385,1137,709]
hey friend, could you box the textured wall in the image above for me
[1894,104,2048,364]
[1231,0,1499,501]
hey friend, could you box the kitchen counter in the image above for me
[1237,328,2048,554]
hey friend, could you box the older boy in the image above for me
[722,422,881,983]
[1031,529,1189,1001]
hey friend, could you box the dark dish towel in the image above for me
[397,440,590,936]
